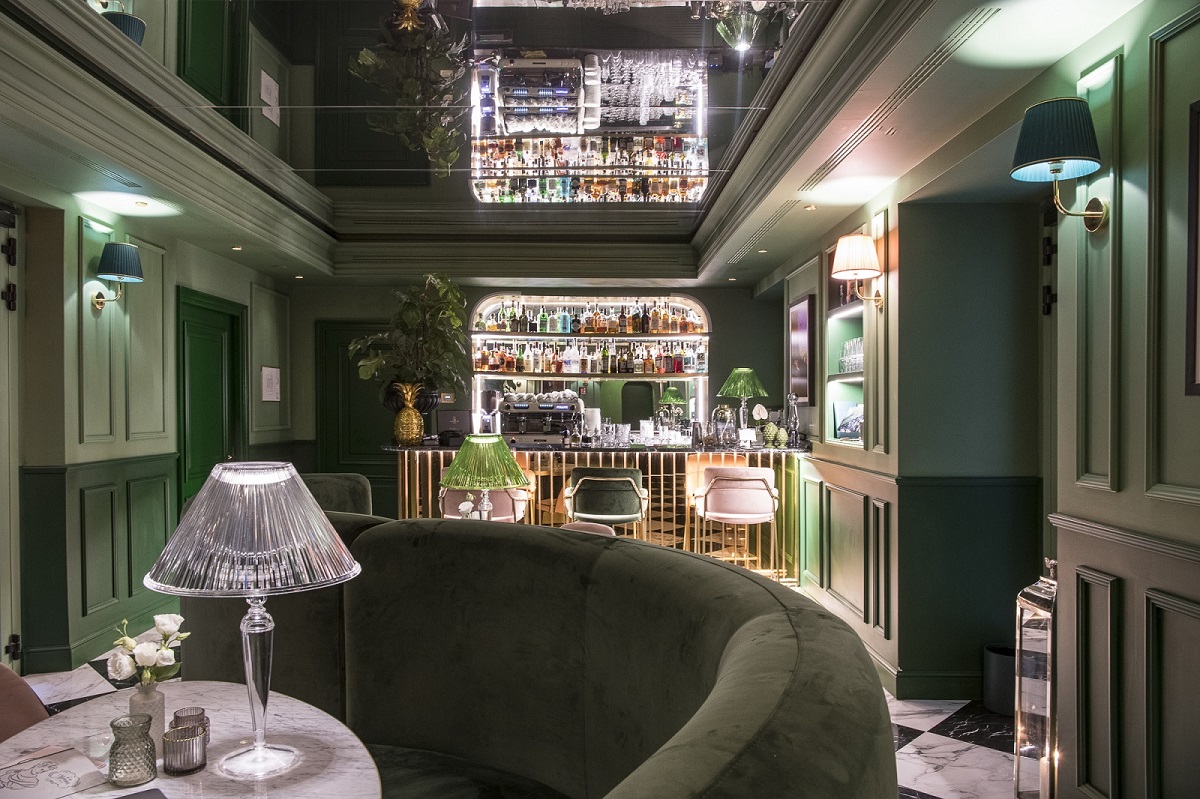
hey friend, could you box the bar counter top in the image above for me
[384,442,812,454]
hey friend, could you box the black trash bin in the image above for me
[983,643,1016,716]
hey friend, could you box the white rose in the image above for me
[132,641,160,667]
[107,652,136,681]
[153,614,184,638]
[154,647,176,668]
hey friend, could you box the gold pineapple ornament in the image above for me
[394,382,425,446]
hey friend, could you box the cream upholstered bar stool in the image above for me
[693,466,779,574]
[682,452,748,553]
[563,467,648,539]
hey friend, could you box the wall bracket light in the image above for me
[830,233,883,310]
[92,241,143,311]
[1010,97,1109,233]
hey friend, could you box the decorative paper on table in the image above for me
[261,365,281,402]
[0,746,105,798]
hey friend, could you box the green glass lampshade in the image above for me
[717,368,767,400]
[441,434,529,491]
[659,386,687,405]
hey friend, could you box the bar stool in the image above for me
[682,452,748,553]
[563,467,648,539]
[437,467,533,523]
[692,466,779,573]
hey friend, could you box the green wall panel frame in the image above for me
[178,0,248,127]
[1074,565,1120,798]
[20,454,179,673]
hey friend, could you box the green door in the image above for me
[178,289,246,511]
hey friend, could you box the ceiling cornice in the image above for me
[691,0,940,273]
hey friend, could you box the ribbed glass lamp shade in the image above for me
[717,368,768,400]
[716,11,763,52]
[441,434,529,491]
[1010,97,1102,182]
[144,462,360,597]
[659,386,687,405]
[830,234,882,281]
[96,242,144,283]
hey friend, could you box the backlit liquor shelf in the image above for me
[470,135,708,203]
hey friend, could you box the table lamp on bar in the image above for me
[441,434,530,521]
[144,462,361,779]
[717,367,768,429]
[659,385,688,425]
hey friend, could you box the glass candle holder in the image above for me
[108,714,156,787]
[162,724,207,776]
[172,706,210,745]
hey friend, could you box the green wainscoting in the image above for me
[20,454,179,673]
[792,457,1040,699]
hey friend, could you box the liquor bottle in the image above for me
[643,347,655,375]
[474,344,484,371]
[663,344,675,374]
[515,346,525,373]
[518,305,530,333]
[631,305,642,333]
[488,347,500,371]
[474,312,485,331]
[674,344,684,374]
[694,340,707,373]
[617,306,627,334]
[633,346,644,374]
[582,303,595,334]
[504,348,516,372]
[538,306,549,333]
[682,343,695,373]
[508,305,519,332]
[668,306,680,334]
[650,303,661,334]
[640,302,650,334]
[592,305,602,334]
[600,341,610,374]
[579,346,590,374]
[571,310,582,334]
[559,307,572,332]
[549,308,561,334]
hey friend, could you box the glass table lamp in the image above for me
[144,462,361,779]
[717,367,768,430]
[441,434,530,520]
[658,385,687,427]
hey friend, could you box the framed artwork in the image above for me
[788,294,815,405]
[1187,99,1200,394]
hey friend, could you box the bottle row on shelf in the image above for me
[474,302,706,336]
[473,175,705,203]
[474,339,707,376]
[472,135,707,171]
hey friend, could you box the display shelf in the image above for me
[474,371,707,380]
[472,331,707,341]
[827,371,864,383]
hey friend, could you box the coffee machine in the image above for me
[479,389,502,434]
[499,391,585,446]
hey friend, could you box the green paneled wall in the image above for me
[20,454,179,673]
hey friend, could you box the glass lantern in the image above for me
[1015,558,1058,798]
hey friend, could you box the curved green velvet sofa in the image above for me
[345,518,897,798]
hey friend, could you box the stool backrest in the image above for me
[684,453,748,507]
[568,467,643,517]
[700,466,776,517]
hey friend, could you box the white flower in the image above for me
[752,404,768,421]
[114,636,138,652]
[154,647,176,668]
[132,641,160,667]
[153,614,185,639]
[107,652,136,681]
[457,500,474,516]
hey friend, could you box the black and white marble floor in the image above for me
[23,649,1017,798]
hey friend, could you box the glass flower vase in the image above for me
[129,681,165,757]
[108,714,157,787]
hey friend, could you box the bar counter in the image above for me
[387,444,809,580]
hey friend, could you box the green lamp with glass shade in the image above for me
[658,385,688,427]
[717,368,768,430]
[440,434,529,521]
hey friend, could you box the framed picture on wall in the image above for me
[1187,99,1200,394]
[788,294,816,405]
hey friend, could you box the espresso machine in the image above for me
[499,391,585,446]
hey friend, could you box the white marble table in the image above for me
[0,680,381,798]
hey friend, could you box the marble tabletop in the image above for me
[0,680,381,798]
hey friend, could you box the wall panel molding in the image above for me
[824,482,869,622]
[79,484,118,616]
[867,210,890,455]
[250,284,291,433]
[125,236,169,441]
[1144,6,1200,504]
[78,216,115,443]
[1074,566,1121,798]
[1050,512,1200,566]
[1075,54,1122,493]
[801,475,825,587]
[1143,588,1200,799]
[870,497,890,638]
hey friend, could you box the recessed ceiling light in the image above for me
[757,249,768,253]
[295,275,304,280]
[804,204,817,211]
[74,191,181,217]
[728,277,737,281]
[231,246,243,251]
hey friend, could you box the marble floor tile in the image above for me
[23,663,117,707]
[896,732,1015,799]
[899,787,944,799]
[886,695,970,731]
[929,701,1014,754]
[894,723,923,751]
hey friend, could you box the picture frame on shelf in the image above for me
[788,294,815,405]
[1186,99,1200,395]
[832,401,864,440]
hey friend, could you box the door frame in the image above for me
[176,287,248,508]
[0,209,20,668]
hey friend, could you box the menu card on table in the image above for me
[0,746,106,798]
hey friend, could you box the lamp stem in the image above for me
[738,397,749,429]
[477,488,493,521]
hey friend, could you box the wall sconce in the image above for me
[92,241,143,311]
[830,233,883,310]
[1010,97,1108,232]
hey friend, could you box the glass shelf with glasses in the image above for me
[473,371,707,380]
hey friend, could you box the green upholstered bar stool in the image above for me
[563,467,648,540]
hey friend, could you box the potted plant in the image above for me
[348,0,469,177]
[348,274,471,446]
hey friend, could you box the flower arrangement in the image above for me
[106,614,190,686]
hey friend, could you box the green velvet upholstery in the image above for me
[181,510,392,719]
[300,472,374,515]
[344,518,896,799]
[566,467,645,522]
[368,745,570,799]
